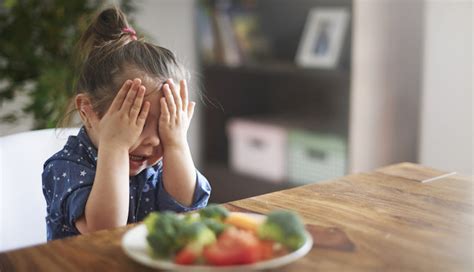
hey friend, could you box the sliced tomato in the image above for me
[203,227,261,265]
[175,247,198,265]
[258,240,274,260]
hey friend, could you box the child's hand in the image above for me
[159,79,195,150]
[84,78,150,150]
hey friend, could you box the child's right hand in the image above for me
[83,78,150,151]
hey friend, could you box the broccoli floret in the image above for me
[179,221,216,252]
[173,222,217,264]
[201,218,229,236]
[144,212,217,259]
[182,213,200,224]
[145,211,186,258]
[257,210,306,251]
[199,204,229,222]
[144,212,160,233]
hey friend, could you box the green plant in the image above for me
[0,0,136,128]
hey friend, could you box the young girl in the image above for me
[42,7,211,240]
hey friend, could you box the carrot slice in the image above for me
[224,213,263,233]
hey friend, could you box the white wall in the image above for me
[419,0,473,175]
[350,0,425,172]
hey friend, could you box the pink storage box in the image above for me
[226,118,287,182]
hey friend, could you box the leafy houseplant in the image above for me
[0,0,136,129]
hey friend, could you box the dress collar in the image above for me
[76,126,98,163]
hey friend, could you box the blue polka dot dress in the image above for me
[42,127,211,240]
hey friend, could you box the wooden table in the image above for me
[0,163,472,271]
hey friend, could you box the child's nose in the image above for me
[141,126,160,147]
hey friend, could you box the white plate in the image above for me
[121,212,313,271]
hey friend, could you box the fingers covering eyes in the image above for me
[164,84,176,115]
[160,97,170,123]
[110,80,133,111]
[121,81,140,111]
[137,101,150,126]
[180,80,188,111]
[130,86,146,119]
[188,101,195,120]
[160,80,195,123]
[169,80,182,112]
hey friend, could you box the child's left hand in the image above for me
[159,79,195,150]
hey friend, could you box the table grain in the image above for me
[0,162,472,271]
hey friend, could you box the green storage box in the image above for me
[288,130,346,184]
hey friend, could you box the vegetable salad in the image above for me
[143,205,307,266]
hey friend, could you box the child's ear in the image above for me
[75,94,93,127]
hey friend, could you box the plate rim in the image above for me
[121,212,313,271]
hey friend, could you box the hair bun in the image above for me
[98,9,124,34]
[77,6,132,62]
[94,7,129,44]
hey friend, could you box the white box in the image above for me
[227,118,287,182]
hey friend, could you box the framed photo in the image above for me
[296,8,349,68]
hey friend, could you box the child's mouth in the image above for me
[130,155,146,162]
[129,154,148,172]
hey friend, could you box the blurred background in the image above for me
[0,0,472,204]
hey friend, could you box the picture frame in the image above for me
[296,8,349,68]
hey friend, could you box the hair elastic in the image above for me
[122,27,137,40]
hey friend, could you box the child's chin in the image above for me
[129,159,160,176]
[129,167,146,177]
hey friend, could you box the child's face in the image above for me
[127,77,165,176]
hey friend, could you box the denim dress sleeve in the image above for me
[155,167,211,212]
[42,159,94,240]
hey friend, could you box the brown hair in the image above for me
[60,6,188,126]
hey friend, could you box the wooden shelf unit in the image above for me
[196,0,353,203]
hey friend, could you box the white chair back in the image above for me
[0,128,79,251]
